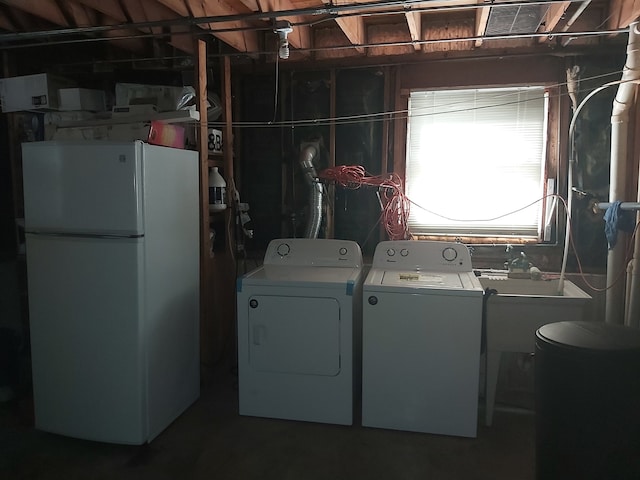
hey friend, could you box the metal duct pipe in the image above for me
[299,143,324,239]
[607,21,640,325]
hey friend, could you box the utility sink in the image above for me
[477,272,592,426]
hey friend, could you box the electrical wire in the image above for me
[209,69,628,129]
[542,194,639,294]
[270,52,280,124]
[318,165,411,241]
[316,165,629,292]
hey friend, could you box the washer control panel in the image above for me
[372,240,473,272]
[264,238,362,268]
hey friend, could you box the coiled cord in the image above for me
[318,165,411,241]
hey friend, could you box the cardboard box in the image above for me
[51,123,152,142]
[0,73,74,112]
[115,83,191,112]
[148,121,185,149]
[58,88,106,112]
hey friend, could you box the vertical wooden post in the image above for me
[326,68,336,239]
[2,51,22,253]
[216,54,237,362]
[194,38,213,371]
[380,66,392,242]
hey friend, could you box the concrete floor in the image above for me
[0,363,535,480]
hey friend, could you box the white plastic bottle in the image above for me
[209,167,227,212]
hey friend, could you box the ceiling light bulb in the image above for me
[274,21,293,60]
[279,40,290,59]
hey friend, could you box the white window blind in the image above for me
[406,86,548,238]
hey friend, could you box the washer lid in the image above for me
[381,271,464,288]
[365,268,482,293]
[238,265,363,291]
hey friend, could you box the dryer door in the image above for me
[247,295,340,376]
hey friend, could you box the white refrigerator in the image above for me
[22,140,200,445]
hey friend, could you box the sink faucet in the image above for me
[504,245,514,270]
[505,245,530,272]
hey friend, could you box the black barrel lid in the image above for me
[536,321,640,352]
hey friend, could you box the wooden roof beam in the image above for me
[474,1,490,47]
[121,0,194,54]
[73,0,128,22]
[321,0,365,53]
[538,1,571,42]
[0,6,17,31]
[1,0,68,26]
[608,0,640,29]
[65,1,99,28]
[155,0,259,54]
[405,12,422,51]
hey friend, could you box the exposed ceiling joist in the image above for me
[538,1,571,42]
[0,7,17,31]
[0,0,631,68]
[154,0,259,53]
[322,0,366,53]
[2,0,68,26]
[122,0,194,54]
[73,0,128,22]
[475,1,491,47]
[608,0,640,28]
[65,1,98,27]
[405,11,422,50]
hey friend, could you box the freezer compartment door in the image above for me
[247,295,341,376]
[26,233,147,444]
[22,141,143,235]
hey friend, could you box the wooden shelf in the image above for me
[208,157,223,168]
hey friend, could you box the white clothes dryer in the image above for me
[237,238,363,425]
[361,240,483,437]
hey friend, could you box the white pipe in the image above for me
[558,23,640,304]
[626,259,634,326]
[558,81,621,294]
[607,21,640,325]
[627,20,640,327]
[597,202,640,210]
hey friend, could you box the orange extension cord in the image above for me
[318,165,411,241]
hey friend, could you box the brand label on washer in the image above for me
[397,273,444,283]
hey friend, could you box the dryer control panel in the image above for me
[263,238,362,268]
[372,240,473,272]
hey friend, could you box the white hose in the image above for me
[558,81,622,295]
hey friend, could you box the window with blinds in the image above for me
[405,86,548,239]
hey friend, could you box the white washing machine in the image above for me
[237,238,363,425]
[361,240,483,437]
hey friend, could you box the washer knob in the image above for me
[276,243,291,257]
[249,299,258,308]
[368,296,378,305]
[339,247,348,256]
[400,249,409,257]
[442,247,458,262]
[386,248,396,257]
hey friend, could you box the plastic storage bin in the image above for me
[535,321,640,480]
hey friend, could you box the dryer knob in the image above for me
[276,243,291,256]
[339,247,348,255]
[368,296,378,305]
[249,299,259,308]
[442,247,458,262]
[386,248,396,257]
